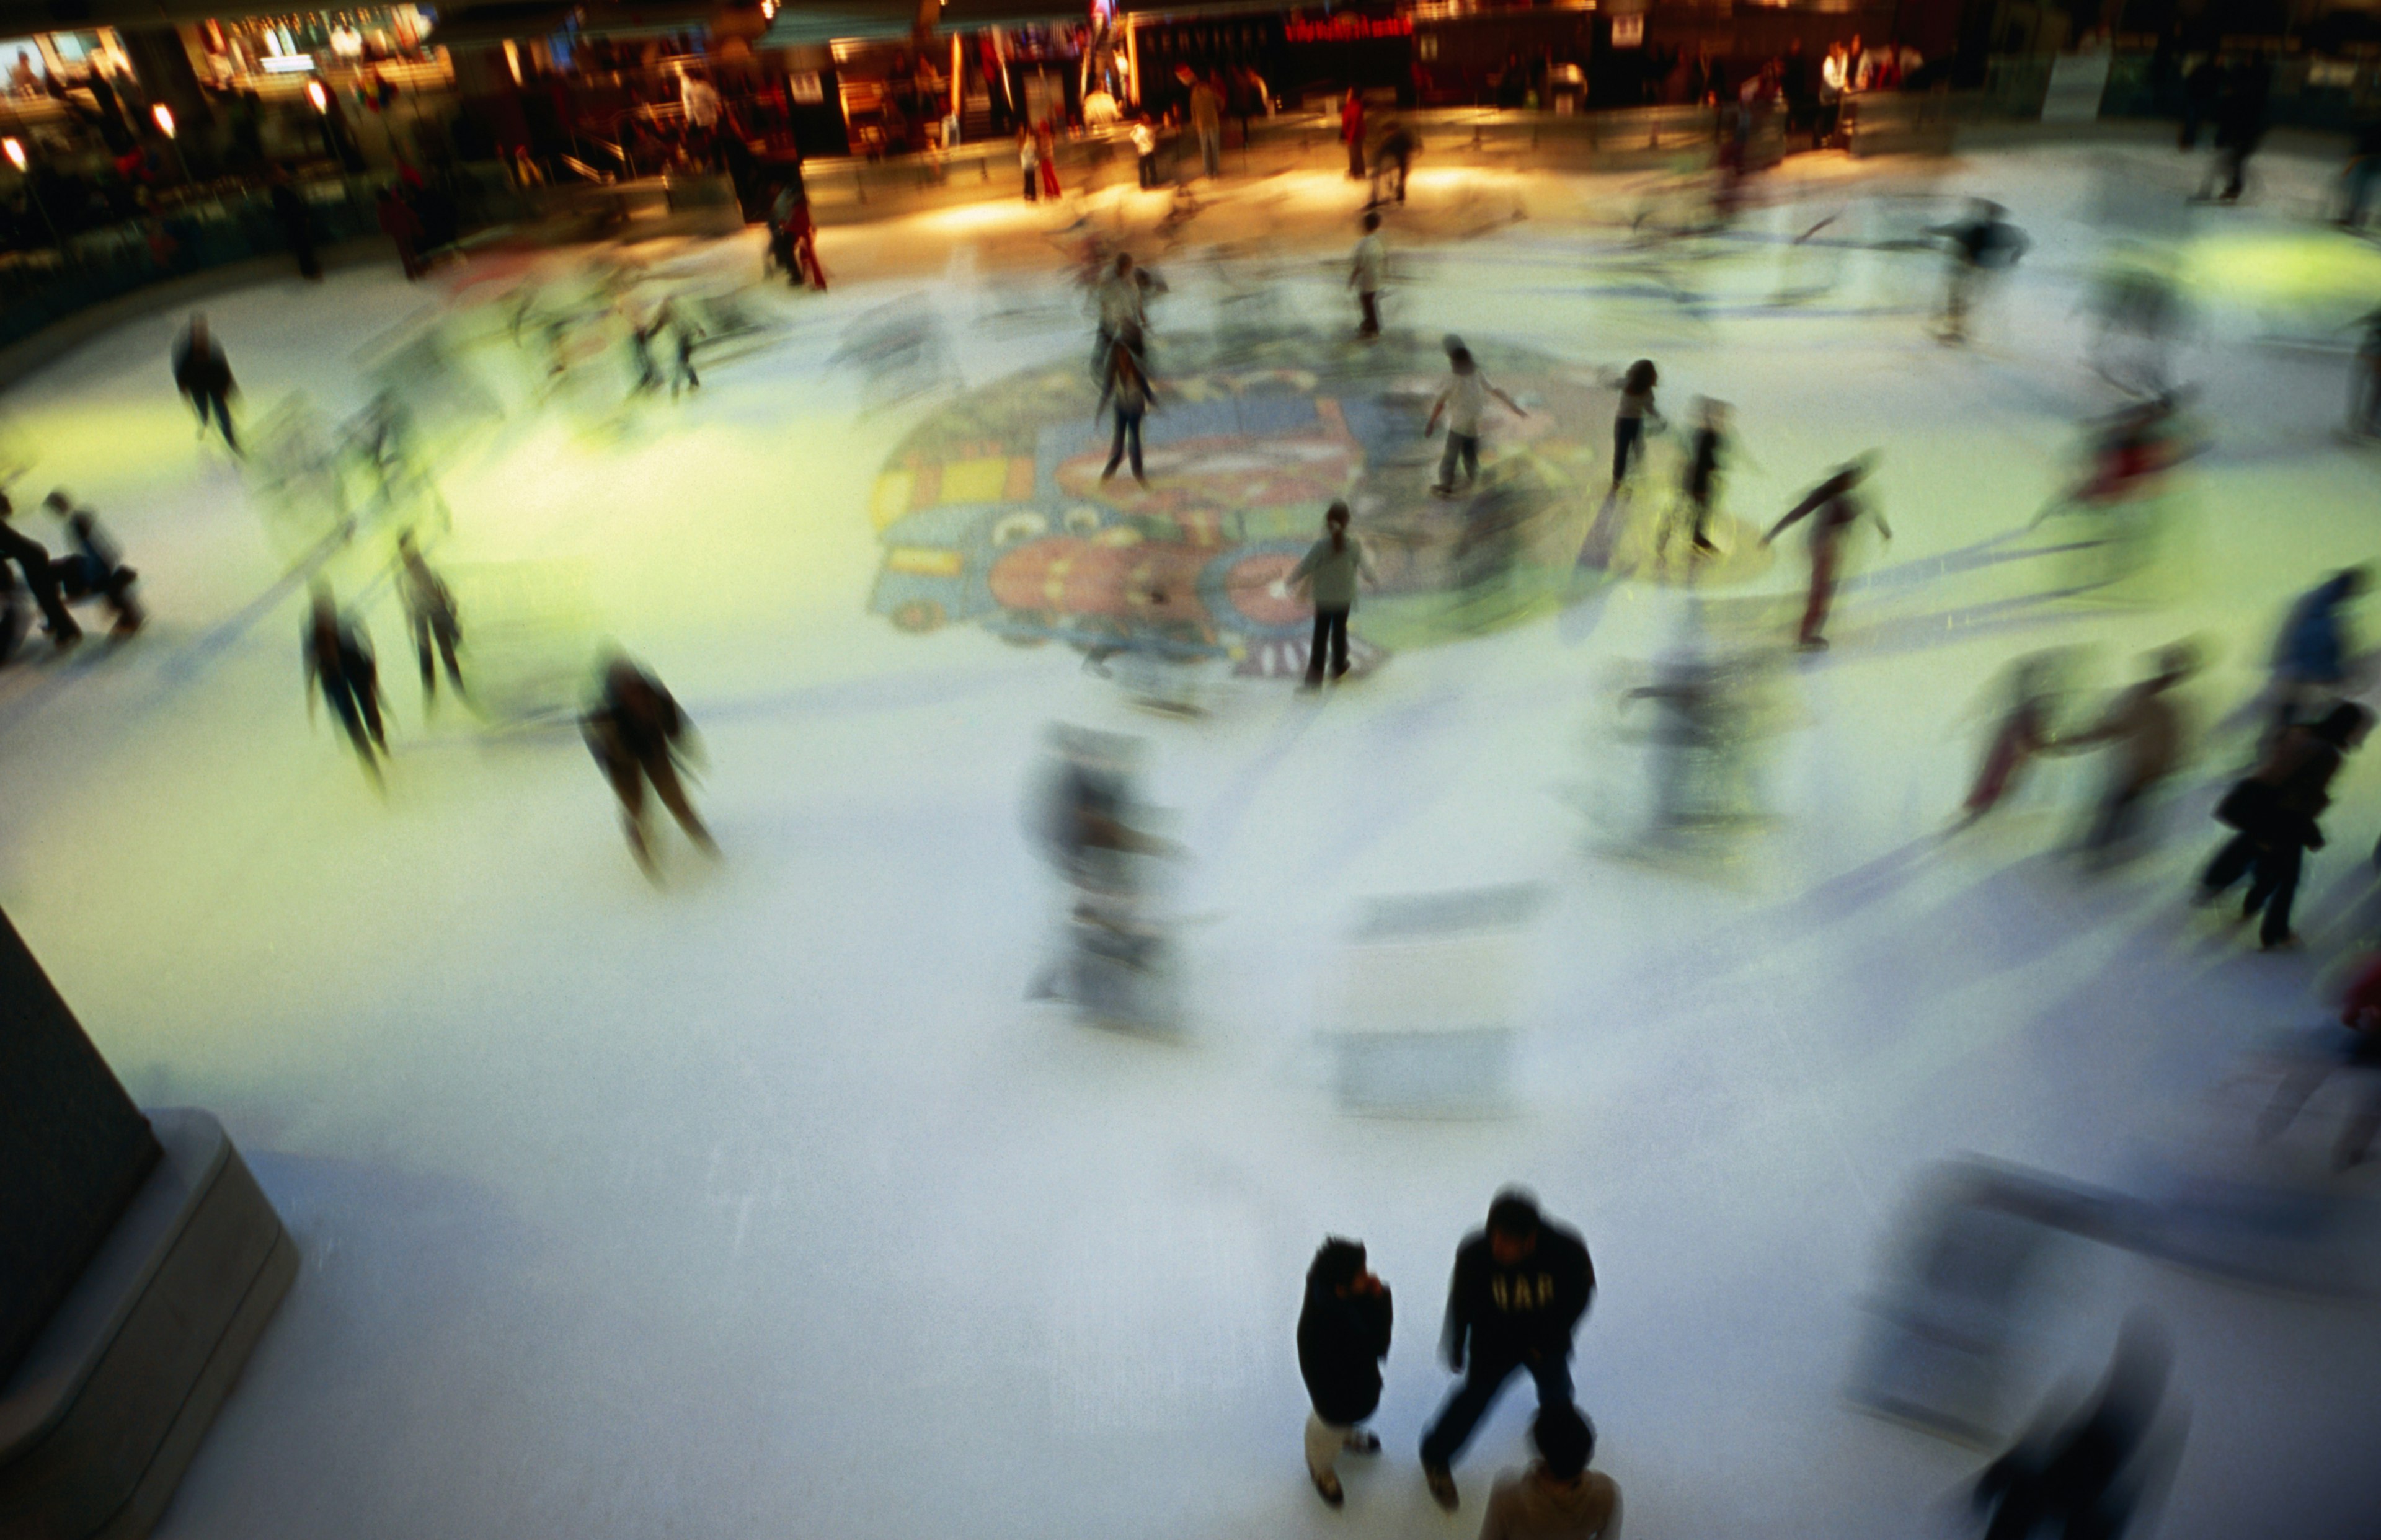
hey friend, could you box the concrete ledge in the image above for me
[0,1108,296,1540]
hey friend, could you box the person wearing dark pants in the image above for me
[173,312,240,453]
[41,490,141,636]
[1763,455,1888,652]
[1098,343,1156,487]
[1350,211,1385,340]
[2200,702,2370,949]
[1288,502,1373,691]
[396,529,464,697]
[0,494,81,648]
[583,655,715,874]
[303,586,387,779]
[1297,1237,1391,1508]
[1419,1189,1596,1512]
[1427,343,1527,498]
[1610,359,1661,492]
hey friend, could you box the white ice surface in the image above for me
[4,143,2380,1539]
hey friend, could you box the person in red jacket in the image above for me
[376,184,425,278]
[1340,88,1366,180]
[2261,955,2381,1169]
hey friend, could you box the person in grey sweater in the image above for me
[1288,500,1375,689]
[1479,1405,1621,1540]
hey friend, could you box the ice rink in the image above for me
[6,139,2381,1538]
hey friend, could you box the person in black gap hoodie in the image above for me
[1298,1237,1392,1508]
[1421,1189,1595,1512]
[172,312,239,453]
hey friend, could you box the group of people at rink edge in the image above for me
[1296,1192,2191,1540]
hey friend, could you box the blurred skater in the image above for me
[1298,1237,1392,1508]
[1288,501,1375,690]
[0,493,82,650]
[1971,1318,2175,1540]
[1960,654,2065,826]
[303,585,386,776]
[1929,200,2028,346]
[1610,360,1662,493]
[584,656,714,872]
[1478,1406,1621,1540]
[659,299,704,397]
[2269,568,2366,741]
[1097,344,1156,487]
[1091,252,1149,376]
[1036,121,1063,200]
[2259,952,2381,1169]
[1763,455,1888,651]
[41,490,141,636]
[1339,88,1367,180]
[1351,211,1386,340]
[1674,396,1729,557]
[376,184,424,279]
[1370,120,1416,207]
[1419,1190,1596,1513]
[394,529,463,698]
[2056,646,2196,860]
[2350,310,2381,437]
[2201,702,2372,950]
[172,312,239,453]
[1019,126,1040,202]
[1427,344,1528,497]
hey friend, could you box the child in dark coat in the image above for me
[1297,1237,1393,1508]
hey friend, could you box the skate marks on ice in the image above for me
[1565,642,1799,882]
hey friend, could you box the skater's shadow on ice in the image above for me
[1776,835,1940,936]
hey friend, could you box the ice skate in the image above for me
[1424,1464,1458,1511]
[1310,1470,1344,1508]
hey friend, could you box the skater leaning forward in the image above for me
[583,655,716,872]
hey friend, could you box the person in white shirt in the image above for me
[1130,117,1158,188]
[1350,211,1387,339]
[1425,342,1527,496]
[679,69,721,131]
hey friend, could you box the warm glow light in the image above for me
[306,78,329,111]
[2,137,24,172]
[151,104,176,138]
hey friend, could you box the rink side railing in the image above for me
[0,163,530,363]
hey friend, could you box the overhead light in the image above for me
[306,78,329,110]
[151,104,176,137]
[2,137,24,172]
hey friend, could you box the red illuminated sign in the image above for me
[1284,15,1415,42]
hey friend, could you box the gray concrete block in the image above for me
[0,1109,295,1540]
